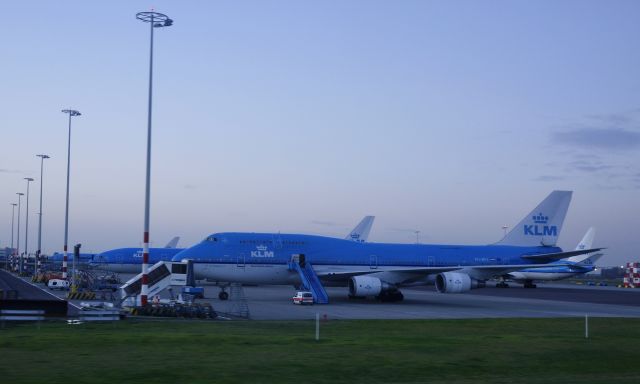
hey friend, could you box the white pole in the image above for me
[585,314,589,339]
[315,312,320,341]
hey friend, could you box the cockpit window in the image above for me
[204,236,218,242]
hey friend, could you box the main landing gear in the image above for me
[218,285,230,300]
[496,281,510,288]
[376,290,404,302]
[523,280,537,289]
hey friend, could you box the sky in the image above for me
[1,1,639,266]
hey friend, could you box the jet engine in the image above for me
[435,272,486,293]
[349,275,393,297]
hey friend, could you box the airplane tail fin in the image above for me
[495,191,572,247]
[575,252,604,266]
[346,216,375,242]
[568,227,602,264]
[165,236,180,248]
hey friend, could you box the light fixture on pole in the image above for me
[36,154,50,275]
[136,10,173,307]
[502,225,509,237]
[8,203,17,271]
[15,192,24,273]
[23,177,34,275]
[61,109,81,280]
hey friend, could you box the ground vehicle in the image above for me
[182,286,204,299]
[292,291,314,305]
[47,279,70,291]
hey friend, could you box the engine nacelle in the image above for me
[435,272,486,293]
[349,276,393,297]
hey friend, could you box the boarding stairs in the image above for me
[288,255,329,304]
[119,261,189,305]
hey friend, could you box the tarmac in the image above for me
[4,269,640,320]
[0,269,80,316]
[203,282,640,320]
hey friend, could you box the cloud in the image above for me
[585,113,632,125]
[547,111,640,189]
[553,128,640,151]
[566,160,613,173]
[0,168,20,174]
[311,220,338,227]
[533,175,565,182]
[183,184,199,190]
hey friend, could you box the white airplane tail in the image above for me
[346,216,375,242]
[568,227,603,264]
[165,236,180,248]
[495,191,572,247]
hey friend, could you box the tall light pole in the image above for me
[61,109,81,281]
[15,193,23,273]
[23,177,34,275]
[36,154,50,275]
[136,11,173,307]
[8,203,17,270]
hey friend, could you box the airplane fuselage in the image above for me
[173,232,563,286]
[91,247,184,274]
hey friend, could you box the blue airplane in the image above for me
[48,252,97,266]
[90,237,183,273]
[171,191,603,302]
[502,227,604,288]
[92,217,376,274]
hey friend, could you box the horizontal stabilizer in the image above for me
[521,248,605,261]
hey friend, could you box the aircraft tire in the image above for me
[219,291,229,301]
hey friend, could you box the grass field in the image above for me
[1,317,639,383]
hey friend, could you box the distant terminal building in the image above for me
[600,266,626,279]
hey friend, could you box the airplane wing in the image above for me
[316,262,573,286]
[318,266,461,280]
[521,247,605,262]
[316,263,577,283]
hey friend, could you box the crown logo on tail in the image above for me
[532,213,549,224]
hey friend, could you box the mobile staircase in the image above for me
[288,254,329,304]
[118,261,189,306]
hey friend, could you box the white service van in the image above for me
[47,279,70,291]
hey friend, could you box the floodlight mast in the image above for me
[8,203,17,270]
[136,11,173,307]
[23,177,34,274]
[61,109,81,280]
[15,193,24,273]
[36,154,50,274]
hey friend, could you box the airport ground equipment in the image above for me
[182,286,204,299]
[130,302,216,319]
[119,261,189,305]
[227,283,250,318]
[288,254,329,304]
[292,291,314,305]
